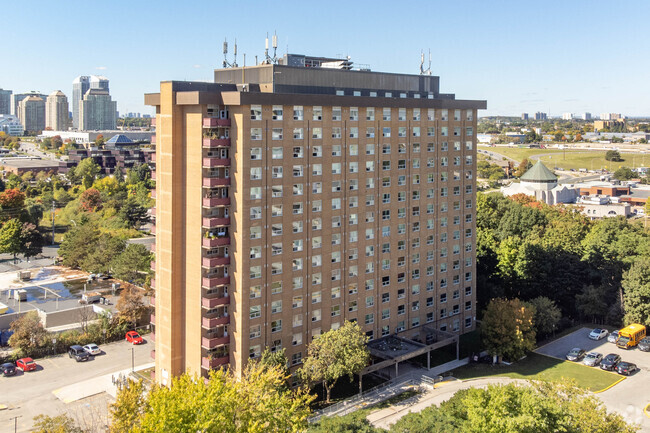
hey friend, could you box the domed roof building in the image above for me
[501,160,578,205]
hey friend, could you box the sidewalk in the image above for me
[53,362,155,403]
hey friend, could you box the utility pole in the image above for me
[51,200,55,245]
[10,415,21,433]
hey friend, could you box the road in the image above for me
[17,141,64,161]
[0,339,152,432]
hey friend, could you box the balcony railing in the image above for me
[150,278,155,289]
[202,256,230,267]
[150,118,156,127]
[202,217,230,228]
[203,177,230,187]
[201,335,230,349]
[202,158,230,168]
[150,153,156,163]
[150,225,156,235]
[203,237,230,247]
[202,295,230,309]
[203,138,230,148]
[202,197,230,207]
[203,118,231,127]
[201,315,230,328]
[151,189,156,199]
[150,261,156,272]
[151,135,156,144]
[202,356,229,369]
[202,276,230,287]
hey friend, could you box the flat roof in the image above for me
[0,158,60,169]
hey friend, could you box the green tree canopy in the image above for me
[111,244,152,285]
[300,321,370,403]
[0,218,24,260]
[622,256,650,326]
[480,298,536,361]
[613,166,635,181]
[605,150,622,161]
[528,296,561,338]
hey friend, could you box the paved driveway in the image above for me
[536,327,650,431]
[0,339,152,433]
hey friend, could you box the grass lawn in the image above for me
[449,352,622,392]
[482,147,649,171]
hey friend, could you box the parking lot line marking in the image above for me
[644,402,650,418]
[592,376,626,393]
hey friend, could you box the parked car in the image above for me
[1,362,16,376]
[83,344,101,356]
[589,328,609,340]
[126,331,144,345]
[583,352,603,367]
[16,357,37,372]
[616,362,638,376]
[607,330,619,343]
[638,337,650,352]
[68,345,90,362]
[600,353,621,371]
[566,348,586,362]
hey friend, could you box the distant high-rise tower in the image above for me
[534,112,547,121]
[582,112,592,121]
[0,89,11,115]
[46,90,69,131]
[18,95,46,132]
[521,113,529,121]
[80,88,117,130]
[11,91,46,117]
[72,76,91,129]
[90,75,110,92]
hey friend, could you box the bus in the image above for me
[616,324,646,349]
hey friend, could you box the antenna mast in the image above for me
[222,38,238,68]
[420,49,432,75]
[263,31,279,64]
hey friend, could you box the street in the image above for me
[0,339,152,432]
[17,141,64,162]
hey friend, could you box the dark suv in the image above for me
[600,353,621,371]
[68,345,90,362]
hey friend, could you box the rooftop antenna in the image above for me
[420,49,432,75]
[222,38,238,68]
[263,31,279,64]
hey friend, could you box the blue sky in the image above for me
[5,0,650,117]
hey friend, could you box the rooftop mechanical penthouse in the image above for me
[145,55,487,384]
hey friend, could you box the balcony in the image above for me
[150,313,155,324]
[203,158,230,168]
[202,197,230,207]
[150,278,155,289]
[203,237,230,247]
[150,243,155,252]
[150,118,156,127]
[202,275,230,287]
[150,294,155,305]
[201,296,230,308]
[203,138,230,148]
[151,349,155,359]
[151,189,156,199]
[202,217,230,228]
[150,261,156,272]
[202,356,229,369]
[150,225,156,235]
[203,177,230,187]
[151,170,156,179]
[201,314,230,328]
[150,331,155,342]
[202,256,230,267]
[201,335,230,349]
[203,118,231,128]
[151,135,156,144]
[150,153,156,163]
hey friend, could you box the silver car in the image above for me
[583,352,603,367]
[607,330,619,343]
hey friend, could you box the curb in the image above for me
[592,376,626,394]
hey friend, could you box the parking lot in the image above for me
[536,327,650,431]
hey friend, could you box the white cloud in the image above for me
[193,64,201,69]
[95,66,107,70]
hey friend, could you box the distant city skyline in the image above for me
[3,0,650,117]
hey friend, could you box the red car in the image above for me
[16,357,37,372]
[126,331,144,345]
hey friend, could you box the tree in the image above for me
[116,286,148,329]
[32,414,84,433]
[111,244,152,285]
[622,256,650,326]
[613,167,635,181]
[300,321,370,403]
[20,222,44,258]
[9,311,48,354]
[109,379,148,433]
[119,197,150,228]
[480,298,536,361]
[0,187,26,209]
[75,157,101,189]
[528,296,561,338]
[79,187,102,212]
[81,233,126,274]
[515,158,532,177]
[259,347,290,378]
[605,150,622,161]
[59,223,102,269]
[95,134,106,147]
[308,412,381,433]
[576,285,610,324]
[0,218,24,260]
[112,363,312,433]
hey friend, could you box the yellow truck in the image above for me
[616,324,646,349]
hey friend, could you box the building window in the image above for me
[250,128,262,140]
[293,105,303,120]
[313,106,322,120]
[272,105,283,120]
[249,305,261,319]
[250,105,262,120]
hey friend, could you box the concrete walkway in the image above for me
[53,362,155,403]
[368,377,518,430]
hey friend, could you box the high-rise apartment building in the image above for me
[0,89,12,115]
[534,112,547,121]
[90,75,110,92]
[46,90,69,131]
[146,57,486,384]
[18,95,45,132]
[80,88,117,130]
[72,76,90,129]
[11,91,46,117]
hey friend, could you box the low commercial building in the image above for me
[501,161,578,205]
[577,195,632,219]
[40,130,153,145]
[0,115,24,136]
[0,157,60,175]
[58,135,154,175]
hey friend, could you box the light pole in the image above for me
[131,347,135,372]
